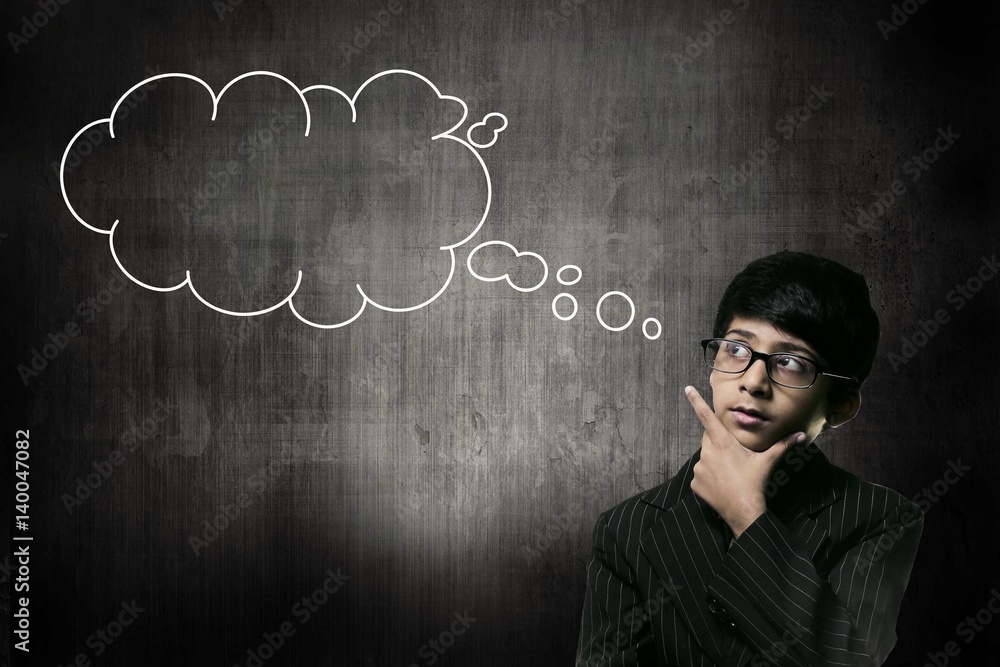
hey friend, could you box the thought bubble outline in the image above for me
[466,240,549,293]
[556,264,582,286]
[466,111,508,149]
[596,291,636,332]
[552,293,578,321]
[60,69,496,328]
[642,317,662,340]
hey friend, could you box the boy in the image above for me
[575,250,924,666]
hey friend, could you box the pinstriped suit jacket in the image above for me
[575,440,924,666]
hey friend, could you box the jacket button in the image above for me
[707,595,737,630]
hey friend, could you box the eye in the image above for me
[723,341,750,358]
[773,355,808,374]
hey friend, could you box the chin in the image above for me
[723,416,770,450]
[737,439,771,453]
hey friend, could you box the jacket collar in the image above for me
[637,441,843,666]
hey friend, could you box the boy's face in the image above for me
[707,315,854,452]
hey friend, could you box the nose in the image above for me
[740,357,772,393]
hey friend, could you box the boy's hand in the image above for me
[683,385,806,539]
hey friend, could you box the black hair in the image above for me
[711,250,880,410]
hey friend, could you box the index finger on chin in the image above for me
[684,386,728,444]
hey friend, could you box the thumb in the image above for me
[764,431,806,462]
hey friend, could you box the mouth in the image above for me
[730,407,768,427]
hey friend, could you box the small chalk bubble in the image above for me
[642,318,662,340]
[556,264,582,286]
[552,293,578,321]
[596,291,635,332]
[466,112,509,149]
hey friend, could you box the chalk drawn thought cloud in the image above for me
[60,69,509,328]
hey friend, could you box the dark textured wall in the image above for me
[3,0,998,665]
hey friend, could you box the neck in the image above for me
[764,440,823,504]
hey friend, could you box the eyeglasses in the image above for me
[700,338,857,389]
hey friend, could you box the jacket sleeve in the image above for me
[575,510,659,667]
[709,500,924,667]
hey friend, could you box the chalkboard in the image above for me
[3,0,998,665]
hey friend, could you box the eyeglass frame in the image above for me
[699,338,858,389]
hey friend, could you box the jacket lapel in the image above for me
[764,441,843,565]
[638,441,842,666]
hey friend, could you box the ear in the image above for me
[825,387,861,429]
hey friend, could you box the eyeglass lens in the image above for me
[705,339,817,388]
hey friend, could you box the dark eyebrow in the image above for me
[723,328,817,358]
